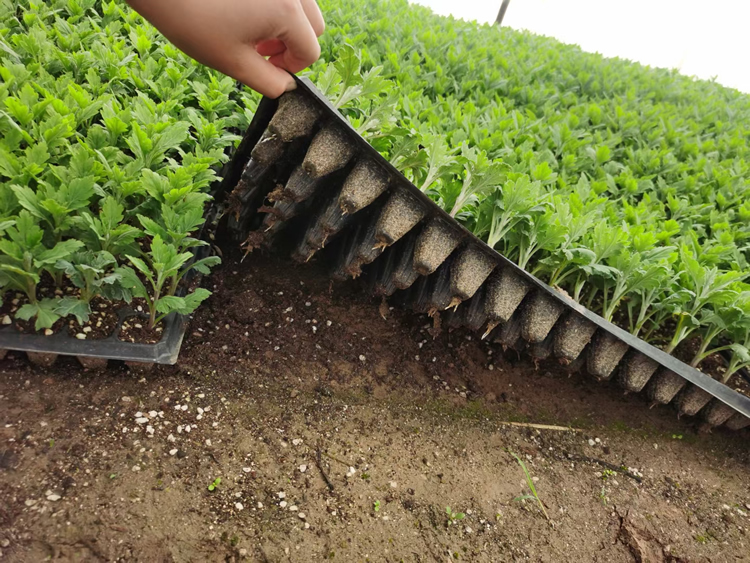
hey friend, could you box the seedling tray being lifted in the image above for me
[223,77,750,432]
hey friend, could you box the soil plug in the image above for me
[414,219,463,276]
[331,224,363,281]
[521,292,564,344]
[646,369,686,406]
[463,285,488,332]
[493,312,524,352]
[483,269,531,338]
[449,245,496,309]
[302,125,355,178]
[339,159,389,215]
[27,352,57,368]
[371,244,400,297]
[676,385,713,417]
[392,229,421,290]
[426,257,455,316]
[375,190,426,248]
[701,400,737,427]
[725,412,750,431]
[291,236,316,264]
[586,332,629,381]
[528,332,555,363]
[283,165,321,203]
[268,91,321,142]
[250,129,285,166]
[553,313,596,363]
[618,352,659,393]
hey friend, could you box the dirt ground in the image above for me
[1,251,749,562]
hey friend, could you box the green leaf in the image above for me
[56,297,91,325]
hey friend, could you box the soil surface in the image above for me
[1,251,749,562]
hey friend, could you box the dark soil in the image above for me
[118,316,164,344]
[0,251,748,562]
[66,298,120,340]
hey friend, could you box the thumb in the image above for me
[233,49,296,98]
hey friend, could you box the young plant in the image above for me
[481,174,549,252]
[207,477,221,492]
[445,506,465,525]
[450,148,506,218]
[663,247,745,354]
[0,211,83,329]
[117,235,215,329]
[77,196,142,256]
[600,245,674,322]
[509,450,549,521]
[55,250,125,324]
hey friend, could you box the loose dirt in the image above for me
[1,251,748,562]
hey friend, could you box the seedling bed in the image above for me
[222,77,750,432]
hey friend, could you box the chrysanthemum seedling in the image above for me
[207,477,221,492]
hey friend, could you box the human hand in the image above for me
[126,0,325,98]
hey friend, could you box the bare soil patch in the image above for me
[0,251,748,562]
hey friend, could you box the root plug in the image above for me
[483,269,531,338]
[268,91,321,142]
[725,412,750,430]
[553,313,596,362]
[587,332,629,381]
[676,385,713,417]
[339,159,389,215]
[392,230,420,290]
[701,400,737,427]
[618,352,659,393]
[414,219,462,276]
[374,189,426,248]
[521,292,564,344]
[303,125,355,179]
[646,369,685,406]
[449,245,496,309]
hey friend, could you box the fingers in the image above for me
[271,0,321,74]
[299,0,325,37]
[233,49,296,98]
[256,38,286,57]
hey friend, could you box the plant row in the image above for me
[0,0,258,335]
[304,0,750,385]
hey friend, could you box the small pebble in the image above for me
[242,467,252,473]
[169,449,178,456]
[289,505,298,512]
[132,465,141,472]
[44,329,53,336]
[235,502,244,510]
[277,492,286,499]
[46,494,61,502]
[135,417,149,425]
[299,464,307,473]
[292,438,303,446]
[280,501,288,508]
[83,326,92,333]
[298,512,306,520]
[75,333,86,340]
[2,315,11,325]
[359,355,366,362]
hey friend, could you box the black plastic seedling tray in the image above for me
[0,174,232,369]
[221,77,750,432]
